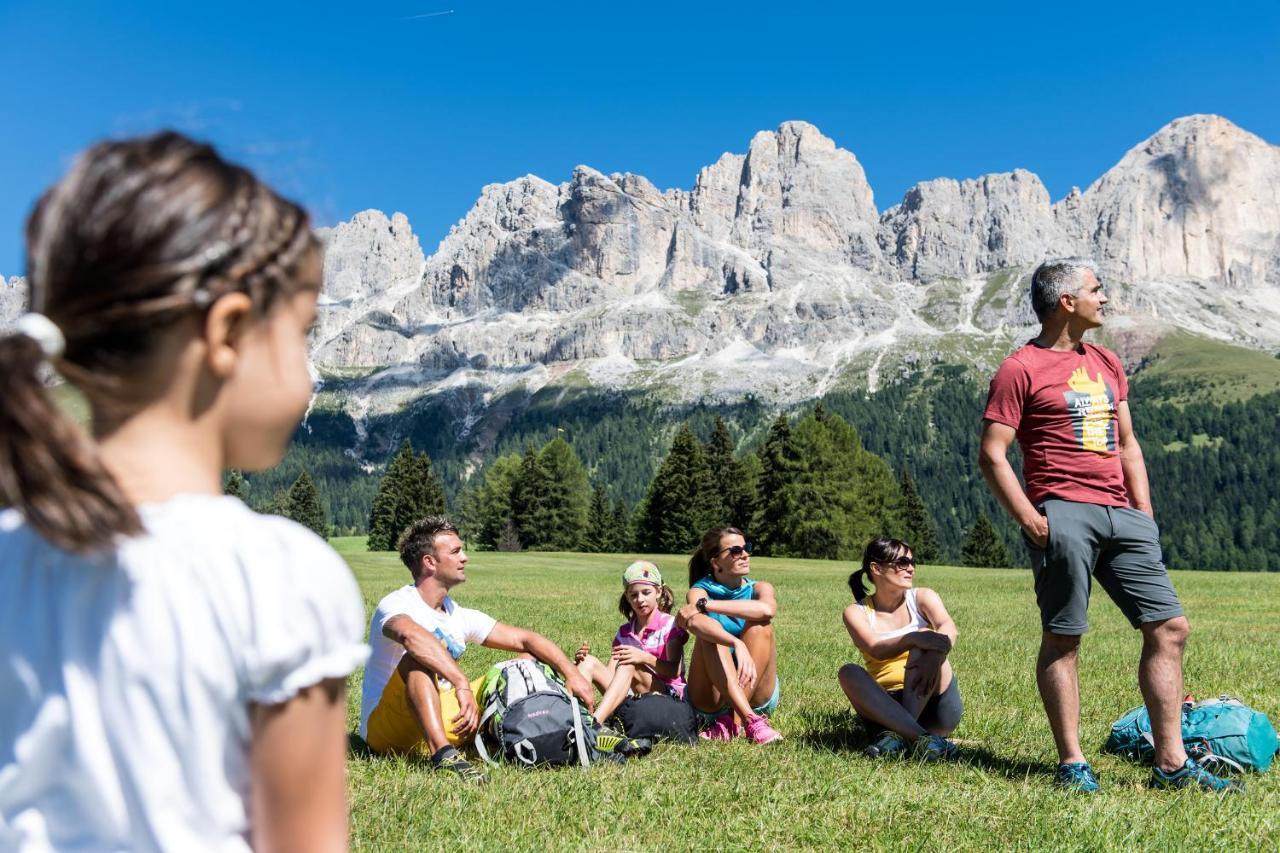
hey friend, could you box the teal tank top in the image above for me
[691,576,756,637]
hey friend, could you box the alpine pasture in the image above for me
[335,539,1280,850]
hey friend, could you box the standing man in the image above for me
[359,516,594,783]
[978,259,1240,793]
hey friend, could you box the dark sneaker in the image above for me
[912,733,960,762]
[1150,758,1244,793]
[594,725,626,754]
[1054,761,1100,793]
[432,746,487,784]
[864,732,907,759]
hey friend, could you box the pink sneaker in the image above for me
[744,714,783,745]
[699,712,740,741]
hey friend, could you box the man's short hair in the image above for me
[398,516,460,578]
[1030,258,1098,321]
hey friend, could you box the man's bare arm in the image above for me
[382,615,469,687]
[978,419,1048,546]
[1115,401,1153,515]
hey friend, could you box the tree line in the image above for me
[354,404,1013,564]
[233,366,1278,570]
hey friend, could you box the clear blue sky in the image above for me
[3,0,1278,277]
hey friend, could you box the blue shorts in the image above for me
[691,676,781,728]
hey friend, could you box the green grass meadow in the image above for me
[332,538,1280,850]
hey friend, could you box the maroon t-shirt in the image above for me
[983,341,1131,507]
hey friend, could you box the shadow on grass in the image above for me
[793,709,1059,780]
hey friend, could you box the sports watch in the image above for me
[696,597,709,615]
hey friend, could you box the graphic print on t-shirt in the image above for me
[433,627,465,659]
[1064,366,1117,453]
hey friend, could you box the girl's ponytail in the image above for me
[0,330,141,552]
[3,131,318,554]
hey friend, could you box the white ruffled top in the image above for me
[0,494,368,852]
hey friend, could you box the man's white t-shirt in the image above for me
[359,585,497,737]
[0,495,368,853]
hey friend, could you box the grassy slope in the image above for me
[1132,330,1280,404]
[333,538,1280,850]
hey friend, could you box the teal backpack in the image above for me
[1103,696,1278,773]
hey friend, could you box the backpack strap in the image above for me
[569,694,591,769]
[474,702,499,767]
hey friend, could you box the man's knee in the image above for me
[1144,615,1190,649]
[397,657,439,704]
[1040,631,1081,658]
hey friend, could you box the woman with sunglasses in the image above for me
[677,526,783,744]
[837,536,962,760]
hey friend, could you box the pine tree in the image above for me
[704,416,756,530]
[610,498,631,552]
[367,440,414,551]
[962,513,1011,568]
[285,471,329,539]
[638,424,719,553]
[535,437,591,551]
[754,414,797,555]
[222,469,247,501]
[471,454,522,549]
[496,518,522,552]
[510,446,553,549]
[585,483,614,554]
[898,470,939,562]
[367,439,447,551]
[752,410,902,560]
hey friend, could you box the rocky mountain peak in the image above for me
[1059,114,1280,289]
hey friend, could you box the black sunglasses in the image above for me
[717,543,753,558]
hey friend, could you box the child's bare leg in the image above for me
[576,654,616,693]
[837,663,926,740]
[629,667,656,694]
[593,663,636,725]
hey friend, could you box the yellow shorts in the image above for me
[365,668,485,755]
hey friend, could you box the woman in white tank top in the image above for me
[838,537,963,761]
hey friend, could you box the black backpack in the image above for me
[609,693,699,745]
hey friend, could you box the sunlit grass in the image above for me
[332,538,1280,850]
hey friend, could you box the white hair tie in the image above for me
[13,313,66,360]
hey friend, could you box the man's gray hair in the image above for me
[1030,258,1098,321]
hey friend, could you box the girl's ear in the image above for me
[203,292,254,379]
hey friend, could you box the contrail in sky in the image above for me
[403,9,455,19]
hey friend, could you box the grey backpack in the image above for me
[473,659,606,767]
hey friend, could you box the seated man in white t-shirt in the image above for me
[360,516,594,782]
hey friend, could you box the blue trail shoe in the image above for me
[1054,762,1100,793]
[1150,758,1244,793]
[864,731,907,758]
[913,734,960,762]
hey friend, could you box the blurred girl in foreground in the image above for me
[0,133,367,851]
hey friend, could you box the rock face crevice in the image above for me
[4,115,1278,426]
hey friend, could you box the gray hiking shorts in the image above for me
[1026,499,1183,635]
